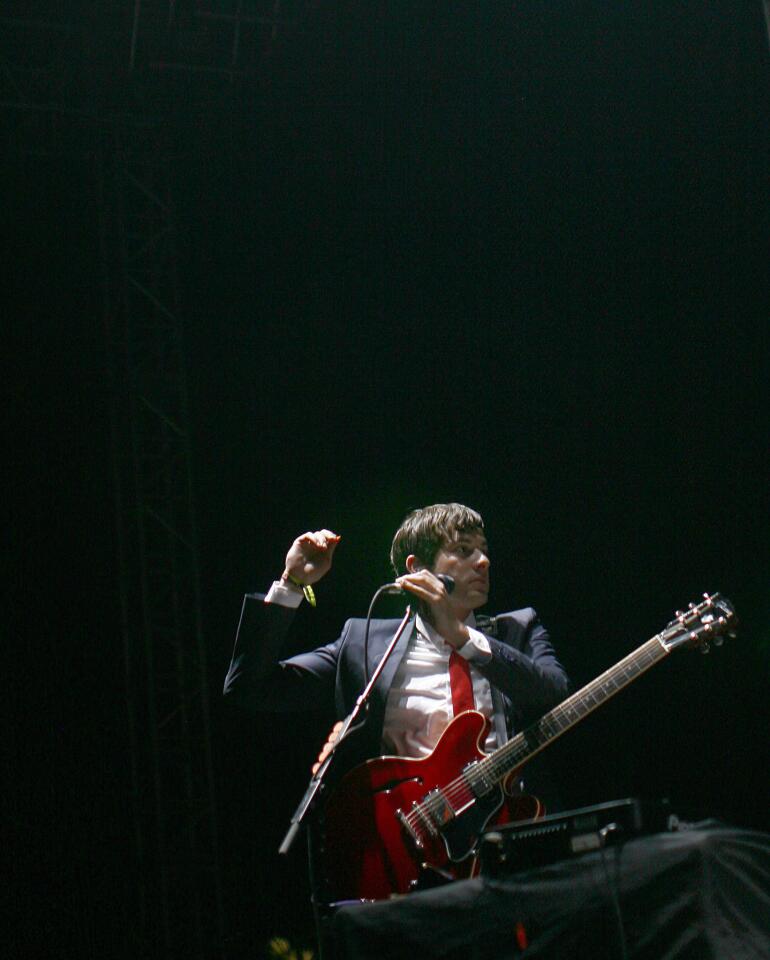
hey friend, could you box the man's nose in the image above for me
[475,552,490,569]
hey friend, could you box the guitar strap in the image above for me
[476,614,510,750]
[483,612,535,798]
[490,685,509,748]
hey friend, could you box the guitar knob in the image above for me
[699,640,710,655]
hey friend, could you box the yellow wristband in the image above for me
[287,574,316,608]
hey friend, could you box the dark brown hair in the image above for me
[390,503,485,576]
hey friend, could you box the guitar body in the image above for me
[318,711,542,902]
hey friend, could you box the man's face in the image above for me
[430,530,490,616]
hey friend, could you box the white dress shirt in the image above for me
[381,613,496,758]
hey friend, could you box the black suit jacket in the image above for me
[224,594,570,797]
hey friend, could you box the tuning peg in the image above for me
[713,635,724,647]
[699,640,710,655]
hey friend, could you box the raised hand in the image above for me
[282,529,341,586]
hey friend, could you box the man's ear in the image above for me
[405,554,424,574]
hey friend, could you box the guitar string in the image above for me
[433,644,658,805]
[409,687,635,830]
[407,606,726,835]
[405,637,670,831]
[414,632,691,829]
[407,608,730,830]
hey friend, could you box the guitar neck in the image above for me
[476,632,671,788]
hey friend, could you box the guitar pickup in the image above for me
[463,760,496,798]
[423,789,455,827]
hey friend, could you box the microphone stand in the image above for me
[278,597,413,855]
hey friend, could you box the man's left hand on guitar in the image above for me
[312,721,344,775]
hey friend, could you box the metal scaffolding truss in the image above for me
[1,3,322,143]
[3,6,330,956]
[100,122,225,959]
[0,15,97,158]
[764,1,770,49]
[129,0,319,74]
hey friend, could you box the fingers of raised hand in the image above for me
[320,530,341,556]
[298,530,341,553]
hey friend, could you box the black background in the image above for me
[4,2,769,957]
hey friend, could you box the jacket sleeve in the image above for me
[478,608,570,722]
[222,593,343,712]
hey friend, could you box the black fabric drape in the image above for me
[333,821,770,960]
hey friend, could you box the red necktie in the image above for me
[448,650,475,715]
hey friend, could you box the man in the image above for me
[224,503,569,952]
[224,501,569,806]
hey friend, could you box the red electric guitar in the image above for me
[317,593,736,902]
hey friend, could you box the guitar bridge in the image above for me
[396,808,423,848]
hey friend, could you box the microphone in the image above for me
[382,574,455,595]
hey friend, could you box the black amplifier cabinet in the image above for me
[478,797,677,876]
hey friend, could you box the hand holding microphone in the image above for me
[384,571,469,650]
[382,573,455,596]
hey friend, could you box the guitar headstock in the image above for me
[660,593,737,653]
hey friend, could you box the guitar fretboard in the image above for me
[469,632,670,791]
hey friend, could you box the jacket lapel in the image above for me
[369,616,416,716]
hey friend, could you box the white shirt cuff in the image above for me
[458,627,492,662]
[264,580,303,608]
